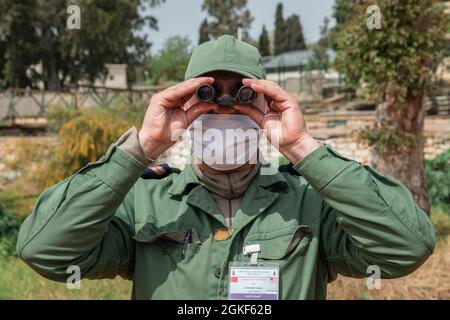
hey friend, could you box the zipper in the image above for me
[228,199,232,227]
[226,173,233,198]
[226,174,234,227]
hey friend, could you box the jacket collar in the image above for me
[167,164,201,196]
[168,162,288,197]
[168,163,289,230]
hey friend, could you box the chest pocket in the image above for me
[133,225,202,261]
[244,224,312,260]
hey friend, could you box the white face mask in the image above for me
[187,114,260,171]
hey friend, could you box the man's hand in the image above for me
[138,77,215,159]
[234,78,320,164]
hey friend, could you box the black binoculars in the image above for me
[196,84,257,106]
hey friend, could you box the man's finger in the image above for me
[185,103,214,125]
[233,104,264,127]
[264,94,273,107]
[177,92,196,107]
[162,77,215,106]
[242,78,289,104]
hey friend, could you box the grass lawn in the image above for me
[327,235,450,299]
[0,258,132,299]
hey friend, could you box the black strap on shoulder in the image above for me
[278,163,301,176]
[140,163,180,180]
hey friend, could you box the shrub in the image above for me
[147,36,192,85]
[0,205,21,258]
[431,207,450,239]
[425,149,450,211]
[45,105,79,133]
[37,104,145,188]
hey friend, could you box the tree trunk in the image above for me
[43,57,61,91]
[41,22,61,91]
[371,93,430,214]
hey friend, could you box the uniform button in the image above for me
[214,268,222,278]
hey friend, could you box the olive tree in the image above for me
[334,0,449,213]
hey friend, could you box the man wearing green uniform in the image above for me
[17,35,435,300]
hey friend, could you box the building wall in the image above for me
[94,64,128,89]
[266,70,340,100]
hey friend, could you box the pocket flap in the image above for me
[133,224,201,244]
[244,225,311,260]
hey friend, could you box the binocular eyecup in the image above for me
[196,84,257,106]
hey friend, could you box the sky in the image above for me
[144,0,336,54]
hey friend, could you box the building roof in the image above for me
[263,49,335,70]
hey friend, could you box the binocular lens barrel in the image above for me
[196,84,256,105]
[237,86,257,103]
[196,84,215,102]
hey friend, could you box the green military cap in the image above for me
[185,35,266,80]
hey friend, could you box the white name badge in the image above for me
[228,262,279,300]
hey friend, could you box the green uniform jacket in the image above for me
[16,143,436,299]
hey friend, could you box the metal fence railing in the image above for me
[0,86,166,121]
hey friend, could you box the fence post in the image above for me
[39,90,45,117]
[74,88,79,109]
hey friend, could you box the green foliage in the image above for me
[0,205,21,258]
[274,3,287,55]
[358,125,419,154]
[333,1,448,209]
[285,15,306,51]
[0,0,38,88]
[147,36,192,85]
[306,45,331,72]
[333,0,354,25]
[0,190,39,221]
[0,0,165,90]
[199,19,210,44]
[430,207,450,239]
[317,16,332,48]
[306,17,332,72]
[258,25,271,57]
[45,105,80,133]
[334,0,449,103]
[200,0,254,41]
[425,149,450,211]
[273,3,306,55]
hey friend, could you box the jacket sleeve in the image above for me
[294,144,436,280]
[16,129,149,282]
